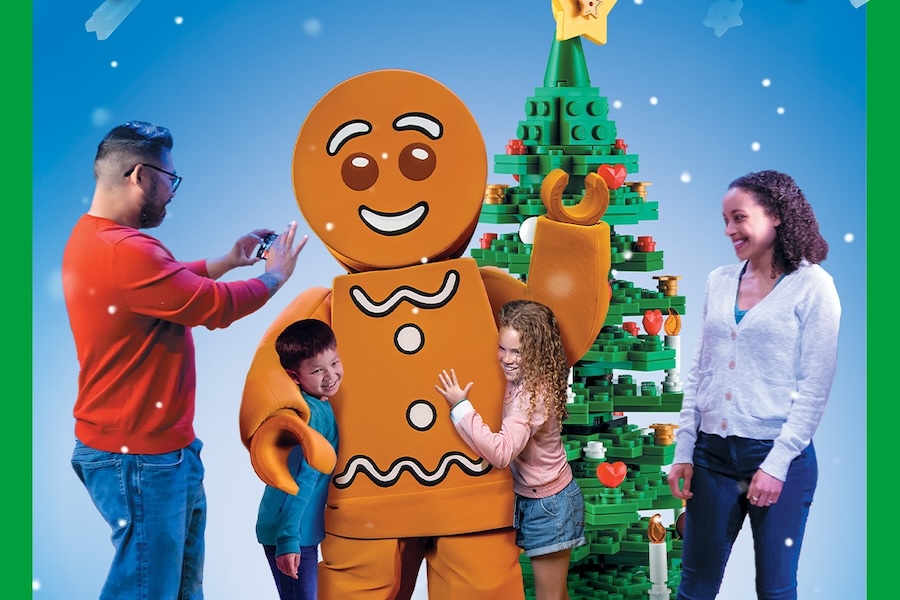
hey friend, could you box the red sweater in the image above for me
[62,215,270,454]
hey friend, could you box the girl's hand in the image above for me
[434,368,473,407]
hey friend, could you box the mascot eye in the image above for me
[398,143,436,181]
[341,153,379,191]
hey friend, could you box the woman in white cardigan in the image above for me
[667,170,841,600]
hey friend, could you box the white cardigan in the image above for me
[673,260,841,481]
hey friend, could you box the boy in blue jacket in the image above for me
[256,319,341,600]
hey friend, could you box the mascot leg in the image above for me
[319,534,426,600]
[426,528,524,600]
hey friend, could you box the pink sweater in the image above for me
[450,381,572,499]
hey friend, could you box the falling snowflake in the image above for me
[121,446,129,453]
[46,270,64,302]
[649,96,658,106]
[704,0,744,38]
[108,305,118,314]
[32,580,41,591]
[762,78,771,88]
[110,60,118,68]
[751,141,760,152]
[303,18,322,37]
[680,171,692,184]
[156,401,164,409]
[784,537,794,547]
[174,16,183,25]
[612,100,622,109]
[92,107,112,127]
[776,107,785,115]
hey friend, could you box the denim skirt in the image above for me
[514,478,586,557]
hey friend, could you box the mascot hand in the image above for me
[540,169,609,225]
[249,408,337,495]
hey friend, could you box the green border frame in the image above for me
[9,2,32,597]
[15,1,877,597]
[868,1,887,597]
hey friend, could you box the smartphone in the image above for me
[256,233,278,260]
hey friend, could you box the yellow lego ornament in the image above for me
[240,69,611,599]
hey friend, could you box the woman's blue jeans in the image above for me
[676,432,817,600]
[71,438,207,600]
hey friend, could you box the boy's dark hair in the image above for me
[275,319,337,370]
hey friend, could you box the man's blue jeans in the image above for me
[71,438,207,600]
[676,432,817,600]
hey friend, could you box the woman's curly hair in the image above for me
[729,170,829,275]
[498,300,570,427]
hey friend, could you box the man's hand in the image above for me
[206,228,274,280]
[262,221,308,294]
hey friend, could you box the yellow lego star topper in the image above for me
[551,0,618,45]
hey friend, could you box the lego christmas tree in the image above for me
[470,21,688,600]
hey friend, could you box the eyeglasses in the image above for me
[124,163,183,192]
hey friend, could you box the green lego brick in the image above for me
[614,259,664,272]
[589,533,622,555]
[478,203,521,214]
[585,510,641,527]
[628,358,677,371]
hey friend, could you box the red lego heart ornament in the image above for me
[597,164,627,190]
[642,309,663,336]
[596,461,627,488]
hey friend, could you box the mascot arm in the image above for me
[526,169,612,366]
[239,287,337,494]
[479,266,527,326]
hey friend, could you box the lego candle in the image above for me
[648,514,671,599]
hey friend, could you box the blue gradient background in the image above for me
[32,1,865,598]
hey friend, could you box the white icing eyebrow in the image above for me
[393,113,442,139]
[327,120,372,156]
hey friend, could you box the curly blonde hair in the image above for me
[498,300,570,426]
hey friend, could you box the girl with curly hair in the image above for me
[667,170,841,600]
[435,299,584,600]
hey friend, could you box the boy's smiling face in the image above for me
[287,346,344,400]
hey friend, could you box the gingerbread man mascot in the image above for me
[240,69,611,599]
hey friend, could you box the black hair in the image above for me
[728,170,829,274]
[94,121,174,178]
[275,319,337,371]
